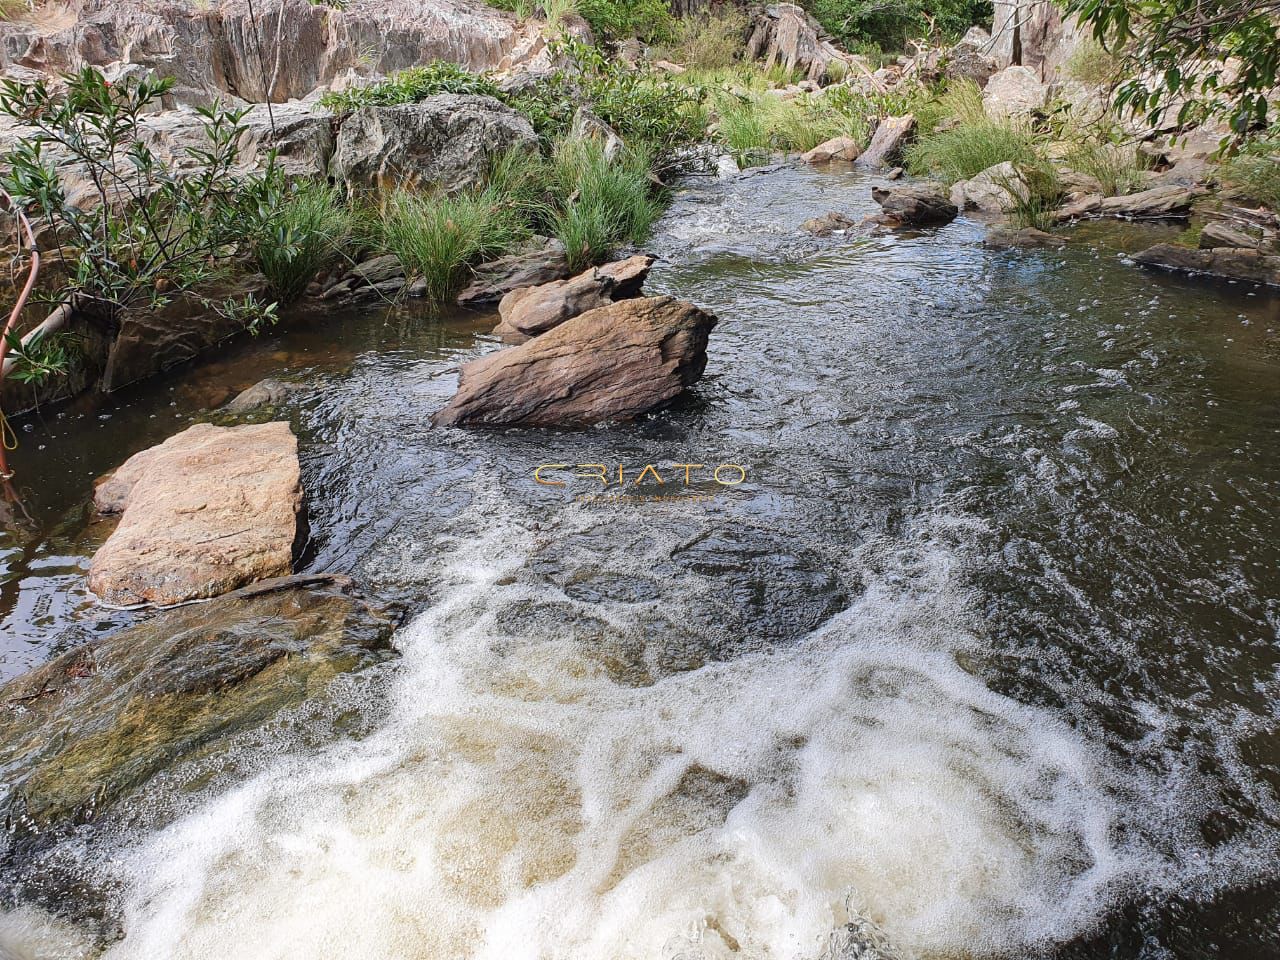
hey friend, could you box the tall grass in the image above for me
[254,181,353,303]
[713,90,866,163]
[655,9,749,70]
[377,188,525,301]
[994,161,1065,230]
[905,123,1041,183]
[1220,132,1280,209]
[1063,140,1149,196]
[550,139,662,268]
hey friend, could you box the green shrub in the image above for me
[905,121,1041,183]
[551,139,661,268]
[254,180,354,302]
[1220,132,1280,209]
[713,88,873,163]
[1063,140,1149,195]
[376,188,524,301]
[659,9,749,70]
[576,0,674,41]
[319,62,500,112]
[803,0,993,52]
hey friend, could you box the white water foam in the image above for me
[55,490,1152,960]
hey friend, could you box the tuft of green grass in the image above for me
[994,160,1065,230]
[1063,140,1149,196]
[254,180,353,303]
[712,89,870,164]
[376,188,525,301]
[905,121,1041,184]
[550,138,662,268]
[1220,132,1280,209]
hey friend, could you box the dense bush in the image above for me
[1220,130,1280,209]
[656,9,750,70]
[319,62,500,112]
[0,69,277,330]
[804,0,993,53]
[576,0,674,41]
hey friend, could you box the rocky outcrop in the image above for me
[0,573,397,839]
[457,238,572,307]
[330,94,537,193]
[982,65,1048,118]
[946,26,997,87]
[746,2,852,85]
[856,115,915,170]
[0,0,533,108]
[1132,244,1280,287]
[88,421,303,606]
[1055,184,1200,222]
[990,0,1085,79]
[801,136,861,164]
[871,183,958,227]
[434,295,717,428]
[493,255,655,339]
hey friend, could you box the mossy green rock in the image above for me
[0,574,398,838]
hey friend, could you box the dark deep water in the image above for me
[2,163,1279,958]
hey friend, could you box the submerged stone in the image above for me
[0,574,399,840]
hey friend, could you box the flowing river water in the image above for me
[2,163,1280,958]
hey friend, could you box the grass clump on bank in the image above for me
[994,160,1065,230]
[905,80,1042,184]
[1062,140,1149,196]
[1219,129,1280,209]
[377,188,525,301]
[551,139,662,268]
[254,180,354,302]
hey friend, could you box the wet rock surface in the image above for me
[88,422,303,606]
[434,295,717,428]
[802,136,861,164]
[800,211,859,236]
[1132,243,1280,287]
[1056,184,1200,222]
[457,238,571,306]
[0,573,398,840]
[871,183,958,227]
[984,225,1066,249]
[492,255,655,339]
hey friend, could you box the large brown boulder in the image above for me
[434,295,717,428]
[0,574,397,840]
[856,115,915,170]
[871,183,958,227]
[493,254,655,339]
[1132,244,1280,287]
[88,421,303,606]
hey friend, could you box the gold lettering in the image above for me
[714,464,747,485]
[634,464,664,485]
[575,464,609,486]
[672,463,704,484]
[534,463,568,485]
